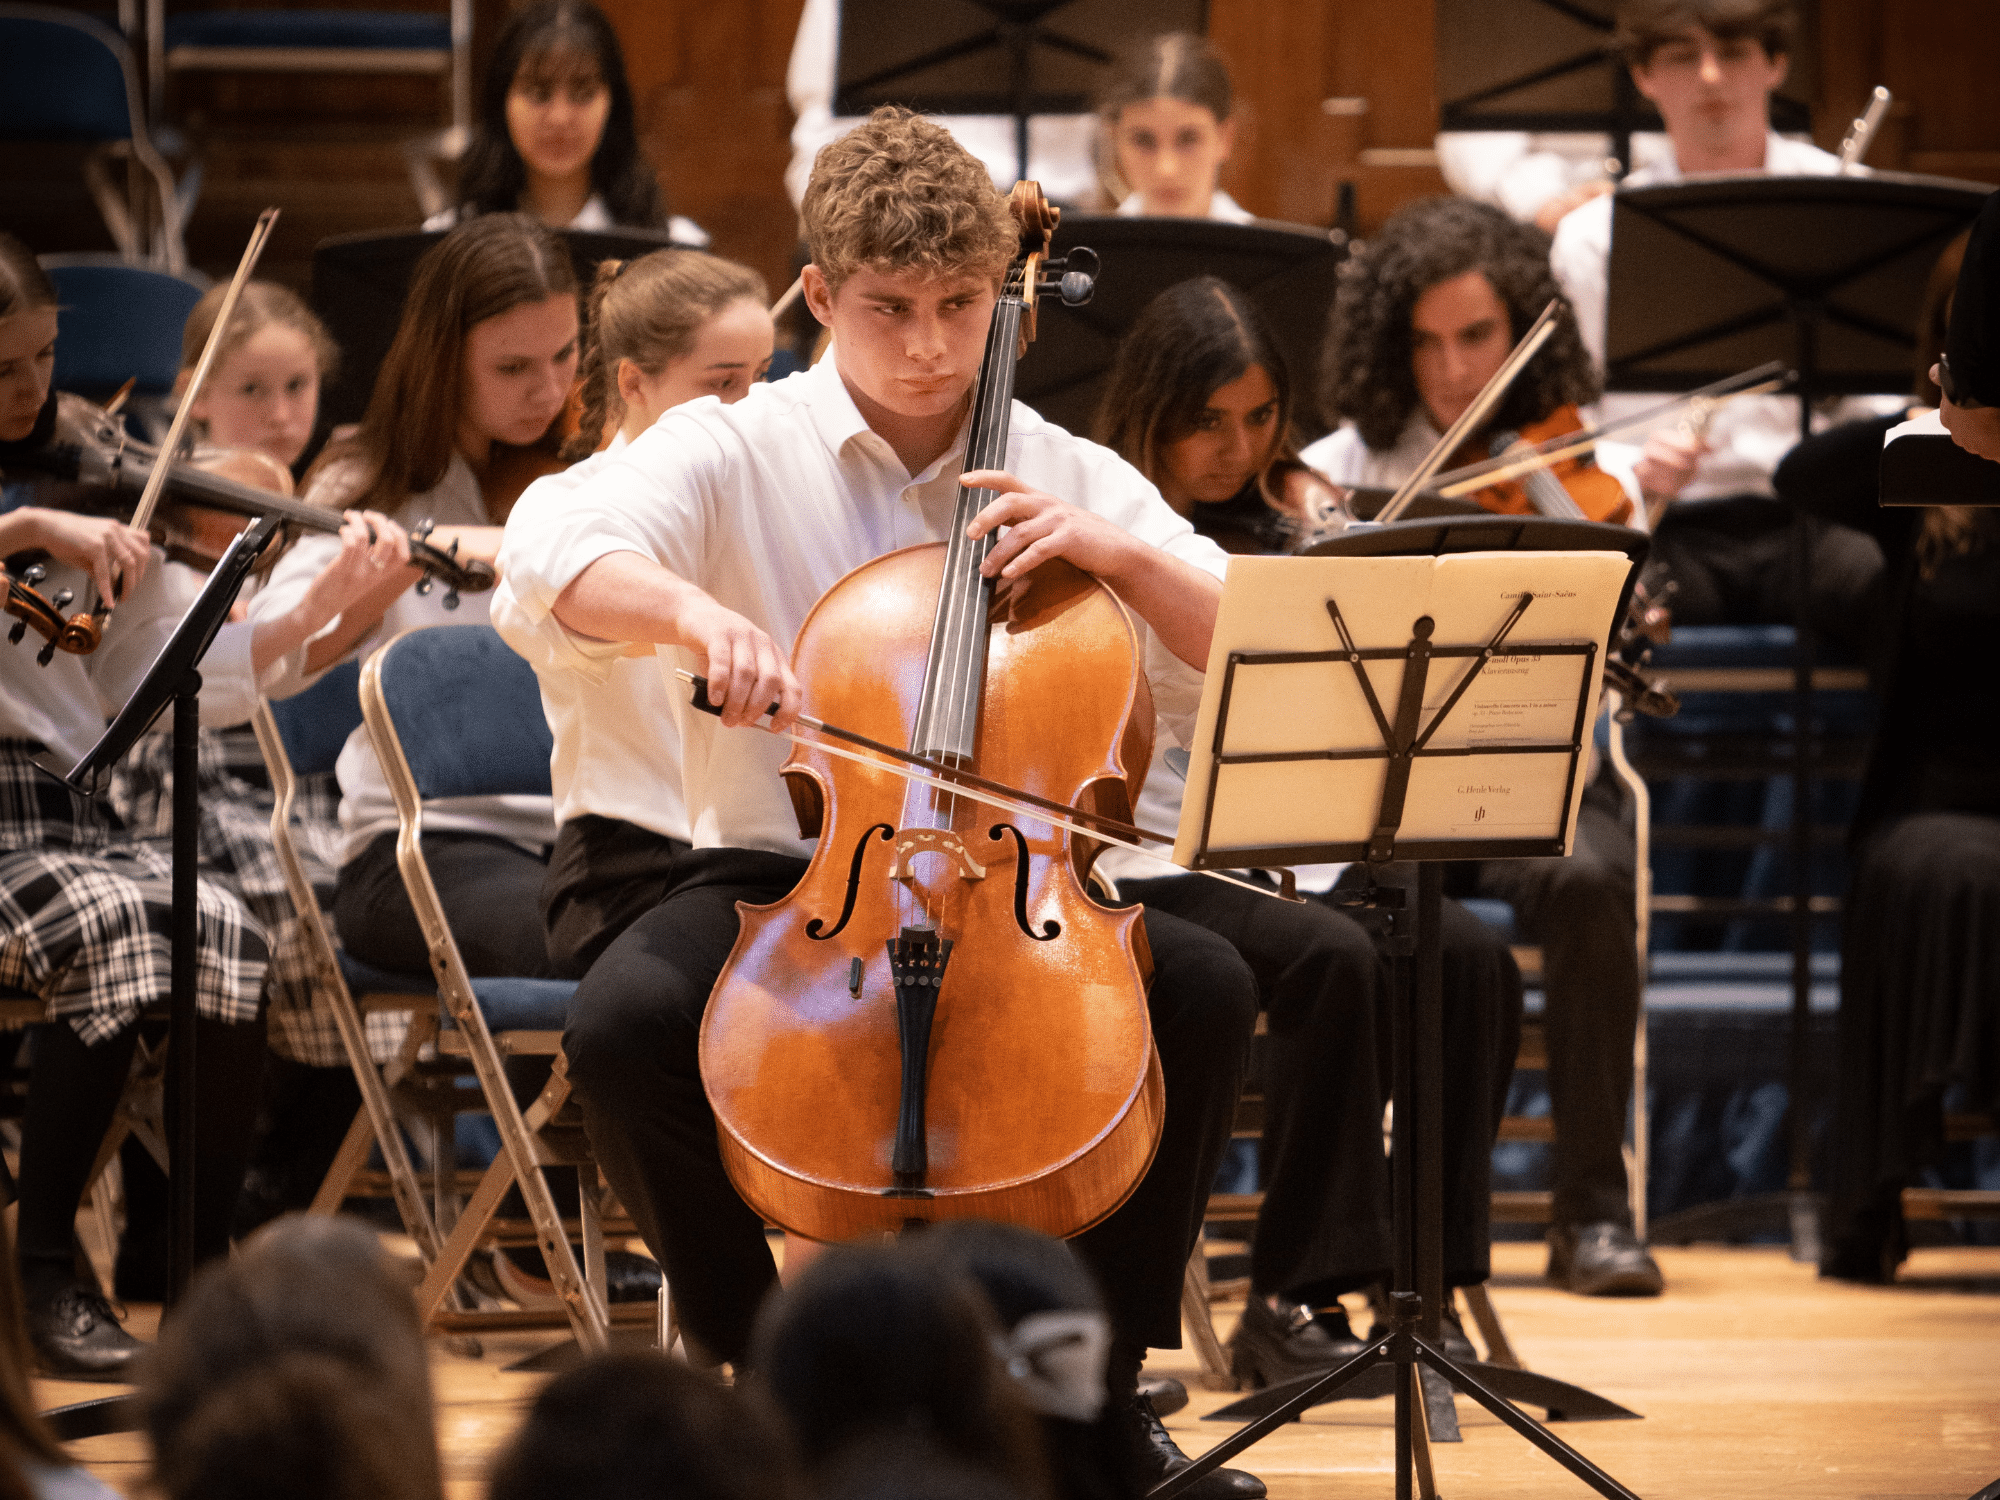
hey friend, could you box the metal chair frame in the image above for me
[357,627,617,1350]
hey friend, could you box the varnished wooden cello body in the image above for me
[698,186,1164,1244]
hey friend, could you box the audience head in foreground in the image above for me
[140,1215,441,1500]
[488,1349,800,1500]
[751,1240,1049,1499]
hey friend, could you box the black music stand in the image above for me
[310,226,691,428]
[1603,171,1990,1255]
[831,0,1203,189]
[1011,215,1344,440]
[1434,0,1811,176]
[1155,516,1648,1500]
[38,512,284,1443]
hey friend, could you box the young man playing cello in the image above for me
[495,107,1263,1499]
[1302,197,1665,1299]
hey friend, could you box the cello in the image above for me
[697,185,1163,1245]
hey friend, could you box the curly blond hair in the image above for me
[802,107,1017,293]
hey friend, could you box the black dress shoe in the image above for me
[1228,1295,1366,1389]
[1114,1392,1265,1500]
[1138,1375,1189,1418]
[1547,1221,1664,1297]
[27,1285,142,1380]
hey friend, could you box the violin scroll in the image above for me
[4,565,79,666]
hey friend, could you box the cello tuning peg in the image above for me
[37,640,57,667]
[443,588,461,611]
[53,590,72,609]
[8,621,25,645]
[23,564,45,584]
[414,577,433,596]
[1058,270,1093,307]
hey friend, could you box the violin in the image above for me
[1449,403,1633,525]
[696,185,1150,1243]
[3,392,497,658]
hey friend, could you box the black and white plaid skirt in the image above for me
[107,725,405,1068]
[1,740,268,1044]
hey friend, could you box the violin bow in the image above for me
[63,207,280,650]
[674,669,1306,904]
[1429,361,1790,501]
[1375,299,1562,525]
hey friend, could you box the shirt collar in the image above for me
[799,352,975,484]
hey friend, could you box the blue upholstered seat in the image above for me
[44,260,207,400]
[375,625,554,802]
[267,659,363,778]
[163,9,452,51]
[0,9,137,141]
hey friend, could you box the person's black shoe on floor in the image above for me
[1113,1390,1265,1500]
[1138,1375,1189,1418]
[1546,1221,1665,1297]
[1228,1294,1367,1389]
[27,1283,142,1380]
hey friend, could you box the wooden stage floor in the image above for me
[40,1240,2000,1500]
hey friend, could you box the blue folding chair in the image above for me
[358,625,619,1349]
[41,256,207,438]
[0,4,187,269]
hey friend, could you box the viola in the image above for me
[696,185,1153,1243]
[1450,403,1632,525]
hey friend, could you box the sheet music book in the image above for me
[1879,407,2000,507]
[1173,550,1631,868]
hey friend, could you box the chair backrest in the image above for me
[369,625,553,801]
[0,6,140,143]
[267,659,364,777]
[42,257,207,399]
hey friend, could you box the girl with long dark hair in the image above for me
[430,0,706,245]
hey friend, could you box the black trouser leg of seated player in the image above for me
[561,846,1258,1368]
[1123,873,1522,1302]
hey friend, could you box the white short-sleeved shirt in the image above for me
[783,0,1098,209]
[488,434,689,844]
[1549,133,1901,500]
[494,355,1228,860]
[250,453,556,862]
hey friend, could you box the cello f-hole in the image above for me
[805,822,895,940]
[989,823,1060,941]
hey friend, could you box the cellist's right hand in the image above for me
[552,552,800,730]
[680,593,801,732]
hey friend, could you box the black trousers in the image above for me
[542,814,693,977]
[1473,780,1640,1228]
[1123,873,1521,1299]
[335,829,560,979]
[15,1013,266,1302]
[1650,495,1883,653]
[559,841,1258,1367]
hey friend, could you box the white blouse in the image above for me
[251,453,556,862]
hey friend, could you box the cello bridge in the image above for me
[891,828,988,882]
